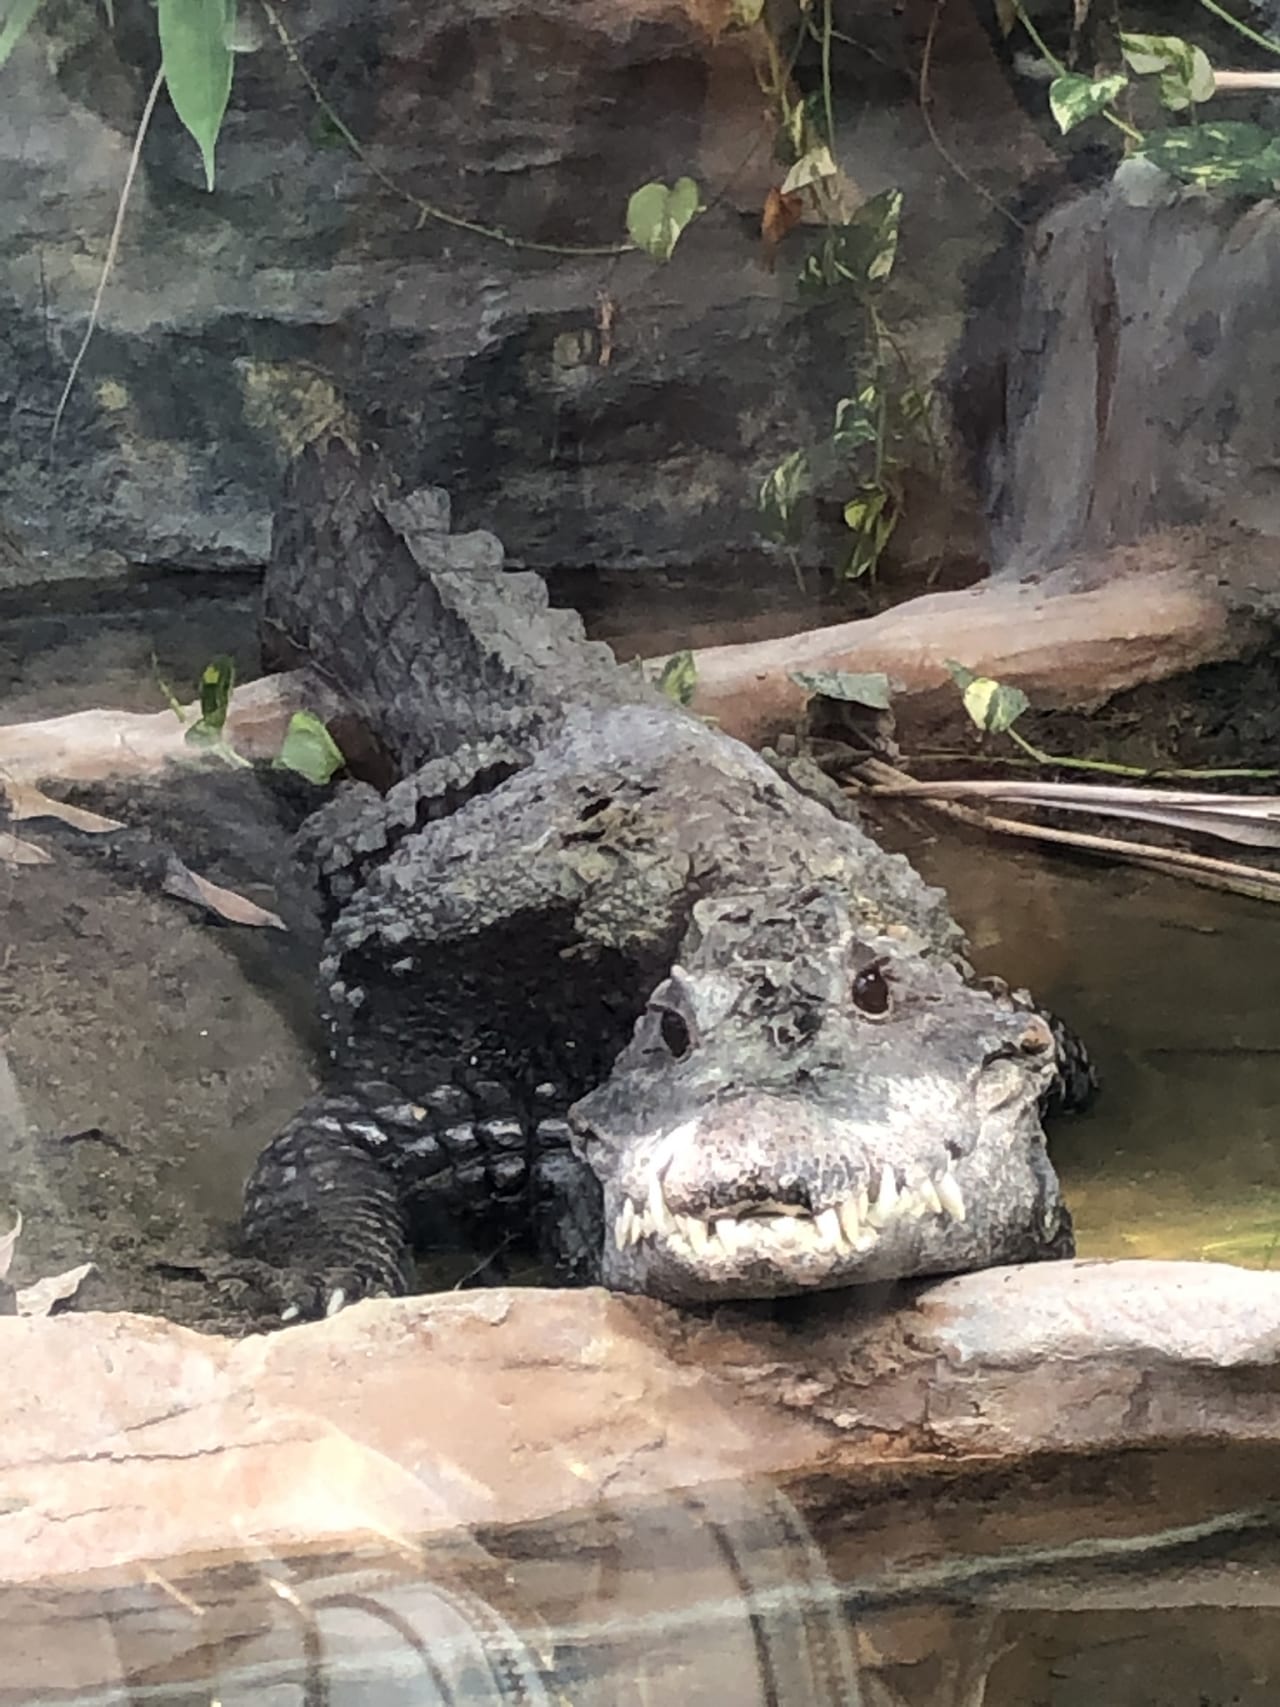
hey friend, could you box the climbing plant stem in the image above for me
[1012,2,1144,143]
[49,65,164,451]
[1196,0,1280,58]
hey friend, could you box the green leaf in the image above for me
[857,188,902,283]
[840,486,897,580]
[959,674,1030,734]
[626,177,700,262]
[832,395,878,452]
[0,0,44,69]
[842,490,887,533]
[945,658,977,692]
[757,449,812,543]
[275,711,346,785]
[729,0,765,24]
[791,669,892,710]
[1120,31,1193,77]
[781,144,838,196]
[1177,45,1215,107]
[190,654,235,742]
[1138,122,1280,193]
[798,189,903,294]
[158,0,236,191]
[783,94,809,160]
[1120,31,1215,111]
[1049,72,1129,135]
[655,650,698,707]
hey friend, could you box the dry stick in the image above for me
[852,759,1280,904]
[49,67,164,452]
[1214,69,1280,88]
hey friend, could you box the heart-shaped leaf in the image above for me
[1049,72,1129,135]
[791,669,892,710]
[626,178,701,262]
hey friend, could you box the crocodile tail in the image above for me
[262,436,640,770]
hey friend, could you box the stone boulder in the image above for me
[6,1259,1280,1586]
[979,168,1280,575]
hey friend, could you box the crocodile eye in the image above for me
[852,958,891,1018]
[659,1009,693,1059]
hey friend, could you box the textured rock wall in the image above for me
[0,0,1053,588]
[980,167,1280,574]
[0,0,848,576]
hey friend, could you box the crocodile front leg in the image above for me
[239,1094,415,1317]
[237,1080,576,1318]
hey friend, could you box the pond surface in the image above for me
[906,833,1280,1273]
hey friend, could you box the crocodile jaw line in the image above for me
[608,1117,967,1270]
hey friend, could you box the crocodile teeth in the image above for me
[715,1216,743,1254]
[615,1197,636,1251]
[675,1213,704,1252]
[837,1196,863,1245]
[866,1163,899,1228]
[631,1206,652,1246]
[648,1173,674,1237]
[918,1177,944,1217]
[815,1206,843,1252]
[937,1170,966,1223]
[686,1216,710,1258]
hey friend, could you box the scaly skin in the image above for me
[238,439,1090,1316]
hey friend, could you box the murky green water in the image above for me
[909,833,1280,1271]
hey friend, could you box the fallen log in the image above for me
[0,669,344,788]
[681,540,1263,747]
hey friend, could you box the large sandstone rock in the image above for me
[7,1261,1280,1701]
[6,1259,1280,1587]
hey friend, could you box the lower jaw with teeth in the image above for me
[612,1167,967,1263]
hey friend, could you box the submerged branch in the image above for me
[854,759,1280,904]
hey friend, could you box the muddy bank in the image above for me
[0,767,321,1333]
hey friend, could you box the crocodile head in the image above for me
[568,885,1070,1303]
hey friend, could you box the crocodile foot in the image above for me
[153,1252,408,1327]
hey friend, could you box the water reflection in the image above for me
[6,1452,1280,1706]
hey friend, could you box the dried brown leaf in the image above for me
[16,1262,96,1317]
[2,779,123,833]
[761,186,804,268]
[0,832,51,867]
[683,0,732,39]
[162,858,286,930]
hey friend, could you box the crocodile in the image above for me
[239,437,1092,1317]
